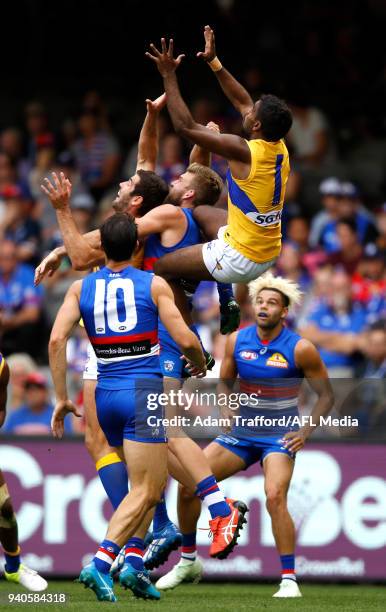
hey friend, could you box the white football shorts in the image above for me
[202,226,277,283]
[83,342,98,381]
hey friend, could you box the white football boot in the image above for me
[273,578,302,597]
[155,558,203,590]
[4,564,48,592]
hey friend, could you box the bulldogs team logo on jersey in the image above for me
[164,360,175,372]
[240,350,258,360]
[266,352,288,368]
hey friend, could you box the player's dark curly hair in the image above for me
[100,212,138,262]
[132,170,169,215]
[258,94,293,141]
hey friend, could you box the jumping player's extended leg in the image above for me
[263,453,301,598]
[154,244,213,282]
[155,442,246,590]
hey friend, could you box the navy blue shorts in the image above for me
[214,433,295,468]
[95,382,167,447]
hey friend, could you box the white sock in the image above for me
[282,573,297,581]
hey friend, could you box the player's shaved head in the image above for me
[100,213,138,262]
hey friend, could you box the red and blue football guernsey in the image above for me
[143,208,201,271]
[233,324,303,436]
[216,325,304,466]
[79,265,161,389]
[143,207,202,379]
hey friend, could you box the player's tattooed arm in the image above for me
[137,93,167,172]
[197,25,254,118]
[283,339,335,453]
[146,38,250,164]
[49,281,83,437]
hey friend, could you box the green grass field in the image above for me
[0,580,385,611]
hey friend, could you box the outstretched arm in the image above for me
[152,275,206,376]
[189,121,220,167]
[49,281,83,437]
[197,25,254,117]
[41,172,105,270]
[137,93,167,172]
[146,39,250,164]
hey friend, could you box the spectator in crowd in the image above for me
[0,129,27,182]
[71,192,95,234]
[321,182,378,253]
[297,265,332,326]
[287,97,330,168]
[286,216,310,256]
[299,270,367,377]
[24,102,54,167]
[0,186,42,266]
[353,243,386,301]
[72,110,120,203]
[327,218,363,275]
[156,133,186,184]
[0,240,43,358]
[5,353,37,411]
[361,321,386,378]
[277,242,311,290]
[309,177,342,249]
[276,243,311,328]
[376,202,386,251]
[346,322,386,437]
[2,372,72,435]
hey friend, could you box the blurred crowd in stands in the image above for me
[0,78,385,437]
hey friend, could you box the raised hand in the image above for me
[145,92,167,114]
[206,121,220,133]
[41,171,72,210]
[146,38,185,77]
[197,25,216,62]
[34,250,62,286]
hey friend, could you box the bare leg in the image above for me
[106,441,167,546]
[83,379,113,462]
[175,442,246,535]
[263,453,295,554]
[154,244,213,282]
[193,206,227,241]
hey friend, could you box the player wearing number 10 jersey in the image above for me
[49,213,206,602]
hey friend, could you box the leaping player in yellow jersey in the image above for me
[146,26,292,285]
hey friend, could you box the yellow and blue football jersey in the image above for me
[224,138,290,263]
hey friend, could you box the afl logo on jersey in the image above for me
[266,352,288,368]
[240,350,258,360]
